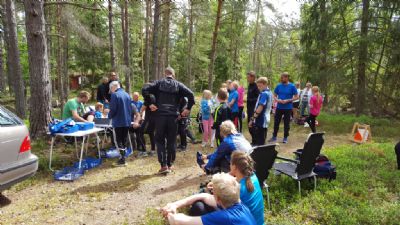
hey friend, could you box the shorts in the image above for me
[293,102,300,109]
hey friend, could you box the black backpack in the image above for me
[313,154,337,181]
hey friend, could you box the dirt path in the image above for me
[0,125,349,225]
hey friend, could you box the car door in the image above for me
[0,106,25,165]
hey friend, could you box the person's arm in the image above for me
[162,193,217,215]
[71,110,86,122]
[108,94,117,119]
[179,83,195,116]
[205,142,229,169]
[168,213,203,225]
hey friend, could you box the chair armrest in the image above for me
[276,156,299,164]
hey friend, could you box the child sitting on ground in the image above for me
[201,90,214,148]
[197,120,252,174]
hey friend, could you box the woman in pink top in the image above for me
[237,84,245,133]
[306,86,323,133]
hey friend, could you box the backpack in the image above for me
[313,154,336,181]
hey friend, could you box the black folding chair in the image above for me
[250,144,278,210]
[273,132,325,195]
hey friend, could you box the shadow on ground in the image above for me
[70,174,158,195]
[152,174,207,196]
[0,193,11,208]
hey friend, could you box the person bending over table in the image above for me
[161,172,257,225]
[197,120,252,174]
[62,91,94,122]
[108,81,133,166]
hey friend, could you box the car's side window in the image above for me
[0,106,22,126]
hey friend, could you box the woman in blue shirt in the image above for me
[230,151,265,225]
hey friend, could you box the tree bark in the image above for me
[163,0,170,67]
[144,0,151,82]
[356,0,370,116]
[6,0,26,118]
[56,5,65,111]
[187,0,194,88]
[0,27,5,93]
[121,0,131,93]
[1,3,13,94]
[108,0,116,71]
[24,0,52,139]
[252,0,261,73]
[62,18,69,103]
[318,0,328,102]
[207,0,223,91]
[151,0,160,80]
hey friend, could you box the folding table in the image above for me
[48,128,103,171]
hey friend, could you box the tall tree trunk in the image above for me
[0,28,5,93]
[163,0,170,66]
[56,5,65,111]
[356,0,370,116]
[121,0,131,93]
[6,0,25,118]
[24,0,52,139]
[252,0,261,73]
[108,0,116,71]
[1,2,12,94]
[144,0,151,82]
[318,0,328,102]
[151,0,160,80]
[207,0,223,91]
[62,18,69,103]
[44,0,53,100]
[187,0,194,88]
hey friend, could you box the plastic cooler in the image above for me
[62,125,80,133]
[76,122,95,131]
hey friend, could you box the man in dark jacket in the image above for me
[396,142,400,170]
[142,67,195,174]
[96,77,109,105]
[246,71,259,145]
[108,81,132,166]
[105,72,123,102]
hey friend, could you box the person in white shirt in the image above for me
[300,82,312,117]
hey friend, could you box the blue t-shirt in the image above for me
[94,111,103,119]
[132,100,143,112]
[201,99,212,120]
[254,88,273,128]
[201,202,257,225]
[228,90,239,113]
[240,174,265,225]
[274,83,298,110]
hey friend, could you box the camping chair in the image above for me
[273,132,325,195]
[250,144,278,210]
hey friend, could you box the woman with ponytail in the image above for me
[306,86,324,133]
[230,151,265,225]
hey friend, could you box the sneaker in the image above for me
[168,165,174,172]
[304,123,309,128]
[158,166,171,174]
[115,158,127,167]
[177,146,187,152]
[149,150,156,156]
[137,151,148,157]
[210,143,214,148]
[268,136,277,142]
[196,151,205,168]
[283,137,288,144]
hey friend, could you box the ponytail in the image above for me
[231,151,255,193]
[312,86,321,104]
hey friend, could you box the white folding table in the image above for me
[94,123,133,151]
[48,128,103,171]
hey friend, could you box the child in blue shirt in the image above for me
[228,81,240,128]
[131,92,143,112]
[201,90,213,148]
[94,102,104,118]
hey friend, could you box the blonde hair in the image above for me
[95,102,104,111]
[256,77,268,85]
[312,86,321,104]
[231,151,255,193]
[203,90,212,100]
[232,81,239,89]
[220,120,237,137]
[211,173,240,208]
[78,91,91,99]
[221,83,228,89]
[217,88,228,101]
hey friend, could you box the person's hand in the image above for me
[181,109,190,117]
[132,122,140,129]
[161,203,177,218]
[201,155,207,161]
[168,213,187,225]
[105,99,109,103]
[149,104,158,111]
[207,182,214,192]
[248,120,253,128]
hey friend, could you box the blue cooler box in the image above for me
[54,166,85,181]
[76,122,94,131]
[62,125,80,133]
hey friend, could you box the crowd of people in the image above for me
[61,66,326,224]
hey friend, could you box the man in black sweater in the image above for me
[246,71,260,145]
[212,88,231,146]
[395,142,400,170]
[142,67,195,174]
[96,77,109,105]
